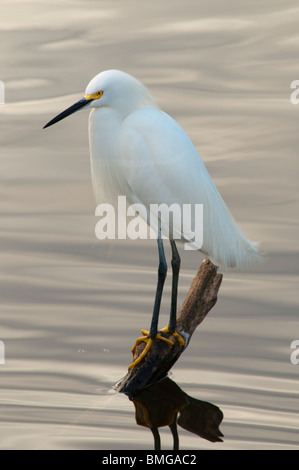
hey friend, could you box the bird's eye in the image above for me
[97,91,103,98]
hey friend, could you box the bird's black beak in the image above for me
[43,97,93,129]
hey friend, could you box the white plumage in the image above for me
[44,69,261,269]
[86,70,261,269]
[43,69,262,369]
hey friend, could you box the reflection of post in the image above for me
[131,377,223,450]
[0,81,4,104]
[117,258,222,395]
[0,341,5,364]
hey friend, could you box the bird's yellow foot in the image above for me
[129,329,174,370]
[160,326,186,347]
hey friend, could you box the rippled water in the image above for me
[1,0,299,449]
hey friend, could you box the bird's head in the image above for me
[43,70,156,129]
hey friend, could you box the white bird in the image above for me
[44,70,261,368]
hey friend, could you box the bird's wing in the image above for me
[119,107,261,268]
[120,108,208,208]
[119,108,218,246]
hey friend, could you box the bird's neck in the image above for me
[89,107,122,152]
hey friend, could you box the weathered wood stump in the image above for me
[117,258,223,396]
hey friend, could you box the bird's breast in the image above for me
[88,108,125,206]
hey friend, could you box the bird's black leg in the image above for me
[168,240,181,333]
[151,427,161,450]
[129,231,175,370]
[157,239,184,349]
[149,231,167,339]
[169,417,179,450]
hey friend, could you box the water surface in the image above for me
[0,0,299,449]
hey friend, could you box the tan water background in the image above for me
[1,0,299,449]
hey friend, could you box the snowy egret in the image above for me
[44,70,261,369]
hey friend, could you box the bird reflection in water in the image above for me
[129,377,223,450]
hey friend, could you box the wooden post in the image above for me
[117,258,223,396]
